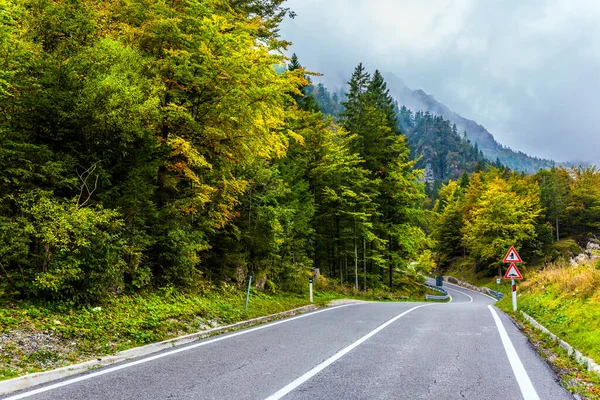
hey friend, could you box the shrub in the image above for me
[1,192,130,303]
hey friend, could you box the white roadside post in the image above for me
[502,247,523,312]
[309,278,313,303]
[512,278,517,311]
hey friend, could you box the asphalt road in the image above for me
[3,283,573,400]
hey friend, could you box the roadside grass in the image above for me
[443,258,508,291]
[497,262,600,363]
[508,309,600,400]
[0,286,310,380]
[0,278,434,381]
[443,241,600,397]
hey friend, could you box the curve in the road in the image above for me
[444,285,473,303]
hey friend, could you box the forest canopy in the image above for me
[2,0,599,304]
[0,0,428,302]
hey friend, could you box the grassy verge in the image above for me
[447,258,600,398]
[443,258,501,289]
[504,309,600,399]
[497,263,600,363]
[0,281,434,381]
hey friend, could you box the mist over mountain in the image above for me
[382,72,560,173]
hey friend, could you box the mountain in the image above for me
[311,81,501,188]
[382,72,558,173]
[397,107,494,186]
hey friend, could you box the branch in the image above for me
[76,161,101,208]
[0,261,16,289]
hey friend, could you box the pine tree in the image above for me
[287,53,319,112]
[367,70,398,132]
[340,64,427,289]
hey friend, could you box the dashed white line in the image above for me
[263,303,435,400]
[488,305,540,400]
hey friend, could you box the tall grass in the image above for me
[521,261,600,300]
[504,260,600,362]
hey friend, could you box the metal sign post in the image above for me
[511,278,517,311]
[244,274,253,312]
[309,278,313,303]
[503,248,523,312]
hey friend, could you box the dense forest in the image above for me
[379,73,562,174]
[312,82,502,190]
[433,166,600,274]
[2,0,600,307]
[0,0,429,303]
[398,108,498,180]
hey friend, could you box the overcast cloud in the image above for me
[280,0,600,165]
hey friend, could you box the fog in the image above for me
[280,0,600,165]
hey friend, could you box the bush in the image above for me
[550,239,581,261]
[1,192,130,303]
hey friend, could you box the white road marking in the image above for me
[444,286,473,303]
[488,305,540,400]
[264,303,434,400]
[4,305,353,400]
[444,281,498,302]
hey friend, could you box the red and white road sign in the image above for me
[503,247,522,263]
[504,263,523,279]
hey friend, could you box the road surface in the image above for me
[3,283,572,400]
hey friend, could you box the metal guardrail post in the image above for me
[486,288,504,300]
[425,284,450,301]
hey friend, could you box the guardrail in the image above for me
[444,276,504,301]
[486,288,504,300]
[425,284,450,301]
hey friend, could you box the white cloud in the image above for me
[281,0,600,164]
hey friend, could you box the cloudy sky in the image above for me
[280,0,600,165]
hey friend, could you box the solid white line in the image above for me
[444,281,498,302]
[444,286,473,303]
[5,305,353,400]
[488,305,540,400]
[264,303,434,400]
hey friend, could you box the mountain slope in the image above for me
[398,107,493,184]
[382,72,558,173]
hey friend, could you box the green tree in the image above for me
[461,170,542,273]
[341,64,427,289]
[535,167,569,241]
[433,180,466,266]
[566,167,600,235]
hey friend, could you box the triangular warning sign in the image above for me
[503,247,522,263]
[504,263,523,279]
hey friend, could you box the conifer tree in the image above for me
[287,53,319,112]
[339,63,427,289]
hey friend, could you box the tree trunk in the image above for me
[363,237,367,291]
[331,235,336,279]
[340,256,343,284]
[345,254,349,284]
[388,238,393,290]
[354,222,358,291]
